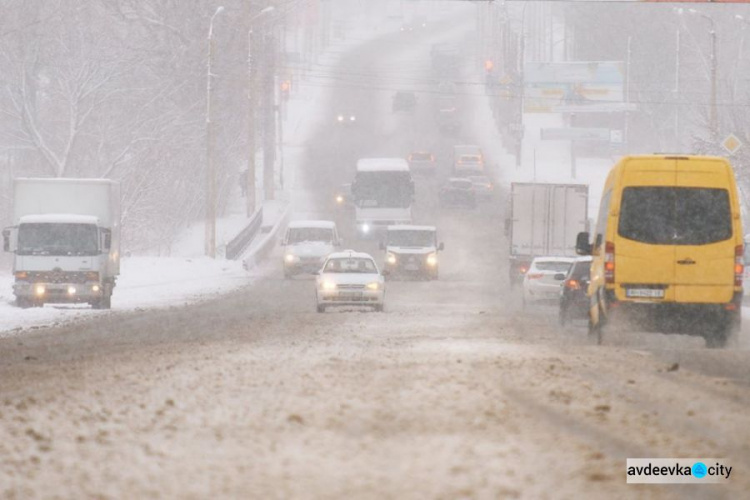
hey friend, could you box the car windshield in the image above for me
[17,223,99,257]
[459,155,481,163]
[387,230,435,247]
[324,257,377,274]
[534,261,572,273]
[618,187,732,245]
[287,227,334,244]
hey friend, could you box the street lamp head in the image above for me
[215,6,225,15]
[261,6,274,15]
[737,15,745,21]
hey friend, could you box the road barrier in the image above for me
[225,208,263,260]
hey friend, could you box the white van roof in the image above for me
[356,158,410,172]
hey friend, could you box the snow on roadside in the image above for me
[0,256,249,338]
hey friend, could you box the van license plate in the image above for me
[626,288,664,299]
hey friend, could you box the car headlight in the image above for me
[337,115,344,122]
[350,115,356,122]
[284,253,297,263]
[335,195,344,204]
[35,285,46,296]
[67,286,77,296]
[366,282,380,290]
[321,281,337,291]
[360,223,371,234]
[426,253,438,266]
[387,253,397,265]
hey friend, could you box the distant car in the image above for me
[335,112,357,125]
[380,225,444,280]
[559,257,593,325]
[392,91,417,112]
[281,221,342,278]
[315,250,385,312]
[412,16,427,28]
[522,257,576,309]
[467,175,494,199]
[453,145,484,176]
[437,80,457,95]
[407,151,436,173]
[400,22,414,33]
[437,108,460,133]
[439,178,476,209]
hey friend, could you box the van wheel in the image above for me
[705,313,738,348]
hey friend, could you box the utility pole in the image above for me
[710,26,718,144]
[246,26,257,216]
[205,6,224,258]
[246,6,275,216]
[263,30,277,201]
[624,36,632,149]
[674,28,681,150]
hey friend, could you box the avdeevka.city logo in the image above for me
[626,458,732,484]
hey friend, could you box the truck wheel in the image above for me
[316,304,326,313]
[374,303,384,312]
[16,297,32,309]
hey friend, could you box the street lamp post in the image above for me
[689,9,718,144]
[205,6,224,258]
[246,6,275,217]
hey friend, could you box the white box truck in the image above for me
[2,178,121,309]
[352,158,414,238]
[505,182,588,285]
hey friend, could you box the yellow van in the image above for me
[576,155,743,347]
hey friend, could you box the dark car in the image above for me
[439,178,476,209]
[558,257,593,326]
[392,91,417,112]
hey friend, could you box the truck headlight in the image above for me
[335,195,344,204]
[67,286,77,296]
[321,281,337,291]
[284,253,297,263]
[387,253,397,265]
[426,253,438,266]
[92,285,100,293]
[366,282,380,290]
[35,285,46,296]
[359,223,371,234]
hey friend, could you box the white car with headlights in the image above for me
[522,256,576,308]
[281,221,341,278]
[380,225,443,280]
[315,250,385,312]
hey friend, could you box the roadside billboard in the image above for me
[524,61,625,113]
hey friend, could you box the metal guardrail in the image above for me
[225,207,263,260]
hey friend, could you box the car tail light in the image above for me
[735,245,744,287]
[604,241,615,284]
[430,154,435,162]
[519,265,529,275]
[566,279,580,290]
[527,273,543,280]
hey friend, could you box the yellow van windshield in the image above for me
[618,187,731,245]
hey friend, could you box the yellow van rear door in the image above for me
[615,159,676,300]
[673,159,735,303]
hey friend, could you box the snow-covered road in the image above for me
[2,4,750,499]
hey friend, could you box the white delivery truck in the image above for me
[2,178,121,309]
[505,182,588,286]
[351,158,414,238]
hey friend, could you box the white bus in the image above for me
[351,158,414,238]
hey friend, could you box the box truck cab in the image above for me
[576,155,743,347]
[3,178,120,309]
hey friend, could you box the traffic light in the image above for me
[280,80,291,101]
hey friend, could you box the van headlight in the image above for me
[359,223,371,234]
[284,253,297,264]
[387,253,397,265]
[35,285,46,297]
[366,282,380,290]
[426,253,438,266]
[321,281,337,291]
